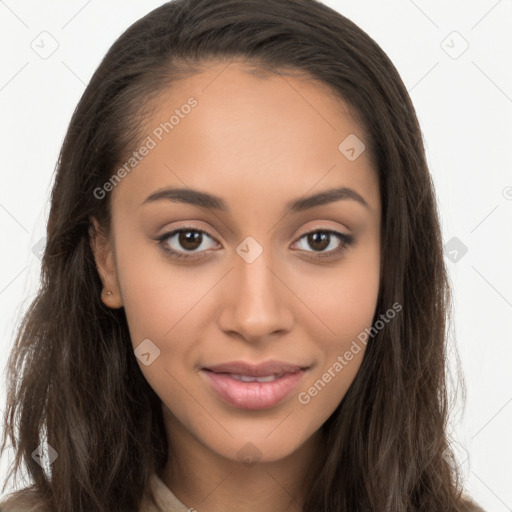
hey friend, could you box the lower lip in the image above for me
[201,369,307,410]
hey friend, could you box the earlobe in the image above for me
[89,217,123,309]
[100,287,122,309]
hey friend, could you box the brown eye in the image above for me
[293,229,355,259]
[157,227,219,260]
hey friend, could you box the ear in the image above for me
[89,217,123,309]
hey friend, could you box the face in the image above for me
[92,61,381,466]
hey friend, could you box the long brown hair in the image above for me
[1,0,484,510]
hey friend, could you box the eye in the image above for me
[155,227,355,262]
[156,227,220,260]
[292,229,355,259]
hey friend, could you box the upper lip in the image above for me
[202,360,309,377]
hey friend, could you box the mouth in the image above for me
[200,360,310,410]
[203,360,309,376]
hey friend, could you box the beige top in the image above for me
[0,477,484,511]
[0,474,191,512]
[140,473,192,512]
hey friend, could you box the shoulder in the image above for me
[0,489,48,512]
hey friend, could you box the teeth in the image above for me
[228,373,284,382]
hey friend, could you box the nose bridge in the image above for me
[218,239,292,340]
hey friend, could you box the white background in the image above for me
[1,1,511,509]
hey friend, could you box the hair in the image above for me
[0,0,485,511]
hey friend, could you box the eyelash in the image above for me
[155,227,355,262]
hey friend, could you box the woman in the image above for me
[0,0,485,510]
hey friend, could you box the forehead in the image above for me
[112,61,380,215]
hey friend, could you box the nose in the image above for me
[217,248,294,343]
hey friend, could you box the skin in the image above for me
[91,60,381,512]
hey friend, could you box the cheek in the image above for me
[114,230,208,345]
[113,233,220,397]
[296,241,380,347]
[293,244,379,407]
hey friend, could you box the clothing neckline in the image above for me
[148,473,191,512]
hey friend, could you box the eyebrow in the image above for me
[141,186,370,213]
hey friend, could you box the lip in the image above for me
[203,360,308,377]
[200,360,310,410]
